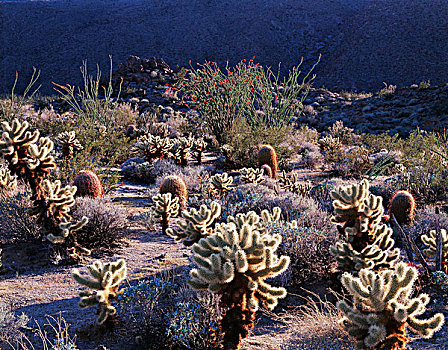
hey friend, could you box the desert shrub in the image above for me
[164,292,221,350]
[121,158,154,183]
[273,221,336,285]
[331,146,372,178]
[70,198,128,250]
[0,189,41,243]
[408,206,448,245]
[0,302,29,347]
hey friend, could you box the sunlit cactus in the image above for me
[260,164,272,178]
[188,208,289,350]
[28,179,88,246]
[72,259,127,325]
[278,171,312,196]
[167,201,221,246]
[318,135,342,151]
[388,190,416,226]
[0,166,17,196]
[0,119,56,199]
[55,131,83,159]
[131,134,172,162]
[169,136,193,166]
[421,228,448,273]
[240,167,264,185]
[210,173,233,197]
[338,262,445,349]
[330,179,400,272]
[192,137,207,164]
[152,192,180,234]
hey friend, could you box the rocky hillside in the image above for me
[1,0,448,94]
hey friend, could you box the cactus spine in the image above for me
[258,145,278,179]
[330,179,400,272]
[73,170,104,198]
[188,207,289,350]
[166,201,221,246]
[338,262,444,349]
[72,259,127,325]
[159,175,188,210]
[152,193,180,234]
[388,190,416,226]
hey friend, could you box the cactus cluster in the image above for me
[210,173,233,197]
[167,201,221,246]
[132,133,204,166]
[318,135,342,150]
[338,262,444,349]
[188,207,289,350]
[278,171,312,196]
[73,170,104,198]
[239,167,264,185]
[330,179,400,272]
[421,228,448,273]
[152,192,180,234]
[55,131,83,159]
[258,145,278,178]
[72,259,127,325]
[0,166,17,196]
[0,119,89,260]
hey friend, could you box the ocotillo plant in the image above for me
[166,201,221,246]
[72,259,127,325]
[338,262,444,349]
[330,179,400,272]
[188,208,289,350]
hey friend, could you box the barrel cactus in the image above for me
[258,145,278,179]
[159,175,188,210]
[388,190,416,226]
[73,170,104,198]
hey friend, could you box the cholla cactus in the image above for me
[220,144,235,167]
[169,136,193,166]
[0,119,56,199]
[188,208,289,350]
[0,166,17,196]
[278,171,312,196]
[338,262,444,349]
[55,131,83,158]
[28,180,88,257]
[72,259,127,325]
[192,137,207,164]
[330,179,400,272]
[318,135,342,151]
[240,168,264,185]
[132,134,172,162]
[210,173,233,197]
[152,193,180,234]
[421,228,448,273]
[167,201,221,246]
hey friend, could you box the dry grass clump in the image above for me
[70,197,129,250]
